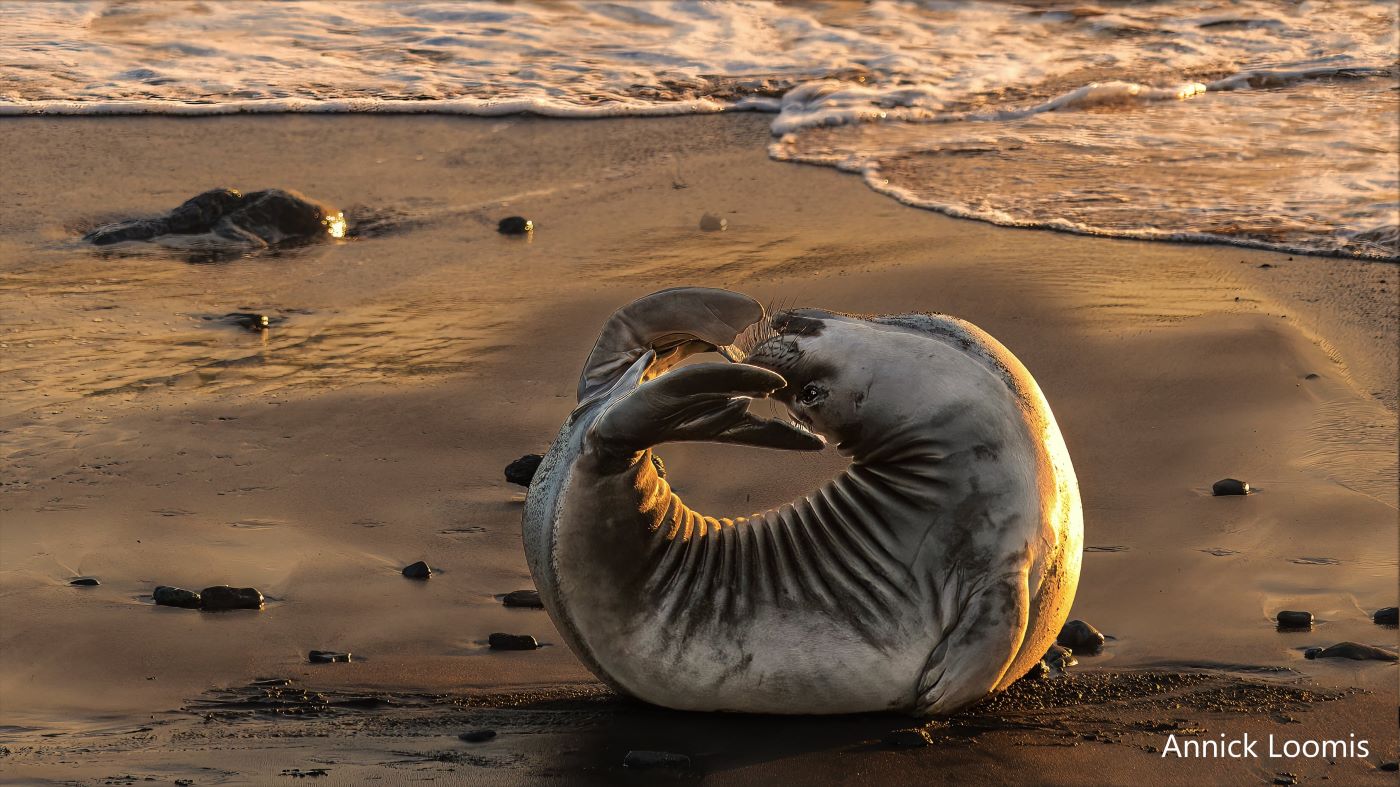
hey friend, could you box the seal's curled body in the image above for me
[523,287,1082,716]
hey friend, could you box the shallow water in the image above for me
[2,0,1395,259]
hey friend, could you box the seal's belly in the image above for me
[593,604,936,714]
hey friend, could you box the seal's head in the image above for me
[745,307,1018,460]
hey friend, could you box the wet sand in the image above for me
[0,114,1396,784]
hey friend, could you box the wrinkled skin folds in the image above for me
[522,287,1082,716]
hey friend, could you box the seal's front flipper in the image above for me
[589,362,825,460]
[577,288,764,405]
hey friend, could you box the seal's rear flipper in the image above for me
[589,362,825,458]
[577,288,764,405]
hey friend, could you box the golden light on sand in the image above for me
[324,211,347,238]
[1177,82,1207,99]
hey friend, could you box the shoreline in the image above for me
[0,113,1395,783]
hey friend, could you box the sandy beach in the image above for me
[0,113,1396,785]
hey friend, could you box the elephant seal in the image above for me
[522,287,1082,716]
[83,188,346,251]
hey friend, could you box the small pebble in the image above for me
[1273,774,1296,785]
[225,312,272,332]
[1057,619,1104,655]
[1211,478,1250,496]
[402,560,432,579]
[153,585,203,609]
[488,633,539,651]
[1303,373,1320,380]
[505,454,543,486]
[309,650,352,663]
[502,589,544,608]
[69,577,100,587]
[200,585,264,611]
[1379,762,1398,772]
[458,729,497,743]
[883,728,933,748]
[698,213,727,231]
[1372,607,1398,626]
[497,216,533,235]
[623,750,691,770]
[1276,610,1313,630]
[1304,642,1397,662]
[1045,643,1078,671]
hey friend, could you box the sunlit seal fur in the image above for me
[522,287,1082,716]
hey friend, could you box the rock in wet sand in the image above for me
[1303,642,1397,662]
[84,188,343,250]
[309,650,352,663]
[505,454,543,486]
[1212,478,1250,496]
[153,585,202,609]
[698,213,727,231]
[200,585,264,611]
[502,589,543,608]
[402,561,432,579]
[69,577,100,587]
[1044,643,1078,671]
[623,750,691,770]
[1057,619,1104,655]
[488,633,539,651]
[458,729,497,743]
[1373,607,1398,626]
[497,216,533,235]
[1275,610,1313,630]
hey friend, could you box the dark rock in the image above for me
[69,577,100,587]
[651,453,667,479]
[200,585,264,611]
[1303,642,1397,662]
[488,633,539,651]
[402,561,432,579]
[1020,660,1050,681]
[1259,263,1274,269]
[1057,619,1104,655]
[308,650,352,663]
[1211,478,1250,496]
[1303,373,1320,380]
[883,728,933,748]
[505,454,543,486]
[1273,774,1296,785]
[153,585,202,609]
[84,188,342,249]
[1373,607,1398,626]
[623,750,691,770]
[458,729,497,743]
[699,213,727,232]
[1045,643,1078,671]
[1380,762,1398,772]
[497,216,533,235]
[225,312,272,332]
[502,589,544,608]
[1276,610,1313,630]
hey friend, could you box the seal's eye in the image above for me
[798,383,825,405]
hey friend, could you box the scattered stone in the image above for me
[1303,373,1320,380]
[200,585,264,611]
[883,727,933,748]
[502,589,544,608]
[505,454,543,486]
[651,453,667,479]
[1303,642,1397,662]
[488,633,539,651]
[280,768,330,778]
[1372,607,1398,626]
[497,216,533,235]
[1379,762,1398,772]
[153,585,202,609]
[1045,643,1078,671]
[1259,263,1274,269]
[308,650,352,663]
[1276,611,1313,630]
[698,213,727,232]
[402,561,432,579]
[1057,620,1104,655]
[225,312,272,332]
[1020,660,1050,681]
[69,577,100,587]
[623,750,691,770]
[1211,478,1250,496]
[1273,774,1296,785]
[458,729,497,743]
